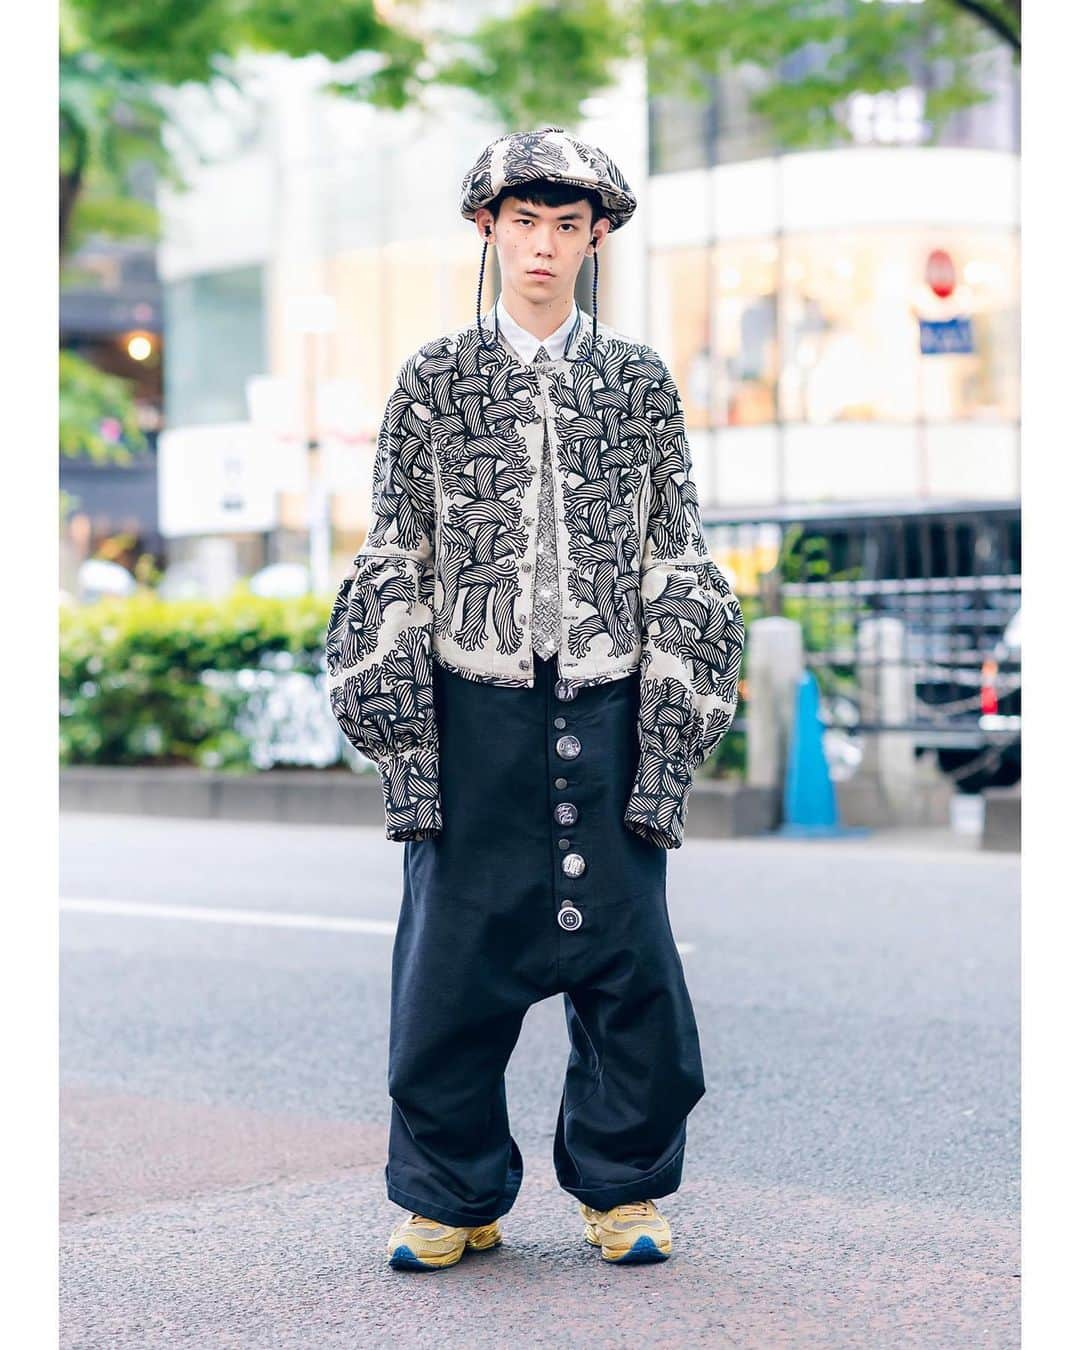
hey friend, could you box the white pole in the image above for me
[288,295,337,595]
[303,330,332,595]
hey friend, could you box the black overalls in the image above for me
[385,650,706,1228]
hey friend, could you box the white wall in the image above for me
[706,422,1020,512]
[648,146,1020,245]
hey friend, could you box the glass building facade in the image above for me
[644,26,1020,512]
[650,226,1019,432]
[163,265,267,427]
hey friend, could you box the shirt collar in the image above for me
[489,295,583,364]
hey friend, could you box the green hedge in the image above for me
[59,588,335,769]
[59,586,760,777]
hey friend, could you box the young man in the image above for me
[326,126,745,1269]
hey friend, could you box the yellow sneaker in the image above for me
[580,1200,672,1264]
[386,1213,502,1271]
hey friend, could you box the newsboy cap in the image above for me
[459,125,637,232]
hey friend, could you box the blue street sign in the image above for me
[919,316,974,355]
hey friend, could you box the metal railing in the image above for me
[704,503,1021,763]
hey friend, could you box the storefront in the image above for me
[646,147,1020,509]
[650,226,1018,432]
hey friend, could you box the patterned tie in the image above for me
[531,414,561,661]
[529,340,561,660]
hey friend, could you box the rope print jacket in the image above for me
[325,303,746,849]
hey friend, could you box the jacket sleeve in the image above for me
[623,357,746,849]
[325,352,442,842]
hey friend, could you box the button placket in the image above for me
[549,662,585,931]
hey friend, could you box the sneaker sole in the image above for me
[585,1232,671,1264]
[388,1245,454,1272]
[387,1225,502,1272]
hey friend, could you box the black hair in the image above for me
[488,178,607,231]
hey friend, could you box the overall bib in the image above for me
[385,650,706,1228]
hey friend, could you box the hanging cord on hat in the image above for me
[545,234,602,375]
[476,231,502,350]
[566,236,602,375]
[586,237,599,359]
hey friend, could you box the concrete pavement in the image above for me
[60,814,1019,1347]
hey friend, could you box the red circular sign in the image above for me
[926,249,956,299]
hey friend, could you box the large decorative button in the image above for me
[554,801,578,826]
[557,903,583,932]
[556,734,581,760]
[555,680,578,702]
[562,852,587,878]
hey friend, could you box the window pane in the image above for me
[164,266,266,426]
[779,230,1018,424]
[712,239,779,425]
[648,92,711,175]
[649,248,710,428]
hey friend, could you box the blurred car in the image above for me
[925,602,1020,793]
[248,562,311,598]
[76,559,137,604]
[157,562,208,601]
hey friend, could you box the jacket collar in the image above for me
[478,300,595,366]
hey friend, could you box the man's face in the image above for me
[475,195,611,309]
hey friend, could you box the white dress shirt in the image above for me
[495,294,579,363]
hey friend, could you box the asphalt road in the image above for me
[60,814,1019,1349]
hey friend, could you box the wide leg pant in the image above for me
[385,652,706,1229]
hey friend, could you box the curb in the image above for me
[981,785,1021,853]
[59,766,779,840]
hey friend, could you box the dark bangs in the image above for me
[491,178,605,227]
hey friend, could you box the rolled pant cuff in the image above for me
[385,1165,521,1231]
[558,1143,685,1212]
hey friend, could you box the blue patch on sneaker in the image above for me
[388,1245,439,1272]
[612,1235,669,1264]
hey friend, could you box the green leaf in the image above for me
[58,350,146,463]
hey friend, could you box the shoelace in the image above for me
[407,1214,446,1230]
[601,1201,653,1220]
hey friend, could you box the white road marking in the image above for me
[59,897,696,954]
[59,898,398,937]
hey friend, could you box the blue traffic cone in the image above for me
[777,672,869,838]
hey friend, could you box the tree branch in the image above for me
[59,106,88,259]
[949,0,1021,52]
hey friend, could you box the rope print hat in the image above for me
[460,125,638,232]
[459,125,638,360]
